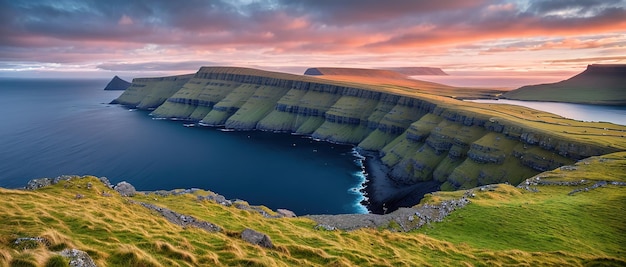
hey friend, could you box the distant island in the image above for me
[304,67,408,78]
[103,75,131,91]
[502,64,626,105]
[303,67,448,77]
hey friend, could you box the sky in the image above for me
[1,0,625,85]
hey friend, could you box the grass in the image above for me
[115,74,193,109]
[503,66,626,105]
[1,152,625,266]
[418,152,626,260]
[225,85,291,129]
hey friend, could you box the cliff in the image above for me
[112,66,626,193]
[110,74,194,109]
[103,75,131,91]
[502,64,626,105]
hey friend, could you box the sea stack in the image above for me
[104,75,132,91]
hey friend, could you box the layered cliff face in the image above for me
[503,64,626,105]
[113,67,626,191]
[112,74,194,109]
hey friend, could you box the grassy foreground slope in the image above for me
[1,152,624,266]
[502,64,626,105]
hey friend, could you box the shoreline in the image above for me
[358,149,441,214]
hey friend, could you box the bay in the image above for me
[0,78,367,215]
[467,99,626,126]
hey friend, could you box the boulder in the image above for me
[114,181,136,197]
[276,209,296,218]
[241,228,274,248]
[60,248,97,267]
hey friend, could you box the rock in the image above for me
[103,75,131,91]
[60,248,97,267]
[12,237,49,249]
[26,178,52,190]
[241,228,274,248]
[136,202,221,232]
[204,192,231,206]
[99,176,113,188]
[276,209,296,218]
[314,224,337,231]
[560,165,577,171]
[114,181,136,197]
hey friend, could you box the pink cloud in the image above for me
[1,0,625,77]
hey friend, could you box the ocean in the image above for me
[0,78,367,215]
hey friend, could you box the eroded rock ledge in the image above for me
[307,191,471,231]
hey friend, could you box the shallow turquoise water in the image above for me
[0,78,367,215]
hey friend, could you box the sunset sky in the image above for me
[1,0,625,84]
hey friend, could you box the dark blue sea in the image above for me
[0,78,368,215]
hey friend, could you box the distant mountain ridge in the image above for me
[103,75,131,90]
[502,64,626,105]
[383,67,448,76]
[304,67,408,79]
[303,67,448,77]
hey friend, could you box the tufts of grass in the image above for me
[44,255,69,267]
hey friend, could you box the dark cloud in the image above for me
[0,0,625,70]
[527,0,625,15]
[275,0,488,25]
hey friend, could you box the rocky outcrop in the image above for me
[103,75,131,90]
[110,66,626,194]
[25,175,113,190]
[114,181,136,197]
[60,248,97,267]
[307,189,472,231]
[136,201,221,232]
[241,228,274,248]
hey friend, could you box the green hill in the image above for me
[502,64,626,105]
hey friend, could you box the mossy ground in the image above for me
[1,152,625,266]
